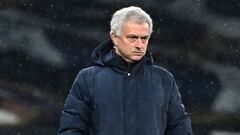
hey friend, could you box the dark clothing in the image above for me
[58,40,193,135]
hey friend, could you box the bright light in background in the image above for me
[210,130,240,135]
[0,108,20,125]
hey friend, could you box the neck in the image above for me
[115,49,136,63]
[114,52,138,72]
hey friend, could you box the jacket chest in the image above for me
[92,71,165,106]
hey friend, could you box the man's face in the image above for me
[111,21,150,63]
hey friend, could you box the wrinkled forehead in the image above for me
[121,21,150,35]
[122,20,150,28]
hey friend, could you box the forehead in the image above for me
[121,21,150,35]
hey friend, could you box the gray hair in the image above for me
[110,6,153,36]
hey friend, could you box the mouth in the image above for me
[132,52,144,55]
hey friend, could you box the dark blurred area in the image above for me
[0,0,240,134]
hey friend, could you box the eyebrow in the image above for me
[127,34,149,39]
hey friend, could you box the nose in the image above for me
[135,38,145,48]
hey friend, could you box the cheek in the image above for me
[129,45,136,51]
[122,43,133,51]
[123,46,132,54]
[143,44,148,50]
[119,44,131,54]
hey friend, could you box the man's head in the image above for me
[110,6,153,63]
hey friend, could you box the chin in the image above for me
[131,56,143,61]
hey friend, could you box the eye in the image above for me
[127,35,138,42]
[126,35,149,42]
[140,36,149,41]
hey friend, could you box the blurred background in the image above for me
[0,0,240,134]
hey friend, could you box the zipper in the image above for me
[123,71,132,135]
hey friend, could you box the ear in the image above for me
[110,32,118,46]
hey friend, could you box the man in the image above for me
[58,6,193,135]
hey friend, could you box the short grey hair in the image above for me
[110,6,153,36]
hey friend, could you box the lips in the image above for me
[132,51,143,55]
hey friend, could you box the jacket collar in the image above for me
[91,39,154,73]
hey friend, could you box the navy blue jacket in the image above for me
[58,40,193,135]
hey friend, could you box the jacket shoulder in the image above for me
[77,65,104,79]
[149,64,174,78]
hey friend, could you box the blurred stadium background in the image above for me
[0,0,240,134]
